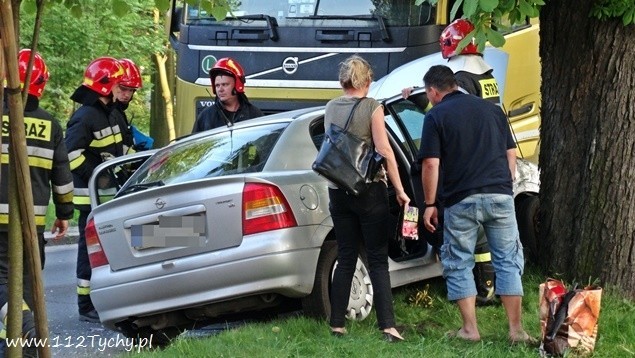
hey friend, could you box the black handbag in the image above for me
[312,98,384,196]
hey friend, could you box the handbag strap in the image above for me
[342,97,366,131]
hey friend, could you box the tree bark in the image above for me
[539,1,635,296]
[0,2,51,357]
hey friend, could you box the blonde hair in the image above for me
[338,55,373,90]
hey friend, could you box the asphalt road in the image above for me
[44,244,140,357]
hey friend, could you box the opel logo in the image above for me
[282,57,299,75]
[155,198,166,209]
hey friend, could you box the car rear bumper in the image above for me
[91,226,322,329]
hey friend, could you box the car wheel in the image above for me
[301,240,374,321]
[516,195,539,263]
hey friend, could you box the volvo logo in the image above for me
[282,57,299,75]
[155,198,166,209]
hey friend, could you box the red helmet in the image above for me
[18,49,49,98]
[118,58,142,89]
[82,57,125,95]
[439,19,480,59]
[209,57,246,94]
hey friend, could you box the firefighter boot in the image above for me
[78,294,100,323]
[473,260,497,306]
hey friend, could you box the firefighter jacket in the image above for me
[447,54,501,105]
[65,96,131,212]
[0,95,74,232]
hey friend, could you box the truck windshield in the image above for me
[185,0,433,27]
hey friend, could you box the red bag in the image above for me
[539,278,602,356]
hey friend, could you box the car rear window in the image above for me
[123,123,287,187]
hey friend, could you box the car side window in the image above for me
[384,94,429,160]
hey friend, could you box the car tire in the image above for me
[302,240,374,321]
[516,195,539,263]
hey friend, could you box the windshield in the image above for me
[122,123,287,189]
[184,0,434,27]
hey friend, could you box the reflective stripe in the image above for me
[90,132,123,148]
[73,196,91,206]
[69,153,86,170]
[77,279,90,286]
[1,145,55,169]
[0,204,48,216]
[93,125,121,139]
[0,214,46,226]
[77,286,91,295]
[474,252,492,263]
[54,191,74,204]
[1,144,54,159]
[53,182,74,195]
[68,149,84,162]
[73,188,91,206]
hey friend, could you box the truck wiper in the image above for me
[225,14,279,41]
[288,15,390,41]
[117,180,165,197]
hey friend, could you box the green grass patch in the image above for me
[130,265,635,357]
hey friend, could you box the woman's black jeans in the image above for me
[328,182,396,330]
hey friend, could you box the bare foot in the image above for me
[509,330,538,346]
[446,328,481,342]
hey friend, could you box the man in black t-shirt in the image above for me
[419,65,532,344]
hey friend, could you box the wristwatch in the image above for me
[424,202,436,208]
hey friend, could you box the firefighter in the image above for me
[112,58,153,152]
[65,57,125,323]
[0,49,74,353]
[440,18,501,105]
[191,57,263,133]
[439,19,500,306]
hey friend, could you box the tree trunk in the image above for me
[0,3,51,357]
[539,1,635,296]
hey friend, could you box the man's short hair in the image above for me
[423,65,458,92]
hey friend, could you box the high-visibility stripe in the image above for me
[90,133,123,148]
[53,182,74,195]
[474,252,492,263]
[69,154,86,170]
[0,204,48,215]
[77,286,91,295]
[73,196,91,206]
[54,191,74,204]
[0,214,46,226]
[77,279,90,286]
[68,149,83,162]
[1,144,54,159]
[1,153,53,169]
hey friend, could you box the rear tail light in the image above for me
[86,218,109,268]
[242,183,297,235]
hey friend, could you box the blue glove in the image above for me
[131,125,154,150]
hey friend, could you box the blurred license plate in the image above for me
[130,215,207,249]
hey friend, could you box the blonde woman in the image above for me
[325,55,409,342]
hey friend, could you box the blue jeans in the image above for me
[441,194,524,301]
[328,182,396,330]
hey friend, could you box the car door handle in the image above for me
[508,103,534,118]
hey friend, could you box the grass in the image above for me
[128,265,635,358]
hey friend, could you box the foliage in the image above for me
[591,0,635,25]
[19,0,165,133]
[131,268,635,358]
[416,0,543,52]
